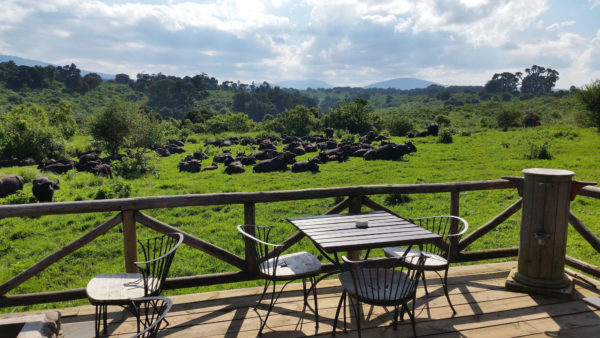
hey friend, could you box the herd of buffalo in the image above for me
[0,127,429,202]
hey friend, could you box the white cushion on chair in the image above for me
[260,252,321,279]
[383,247,447,268]
[86,273,155,304]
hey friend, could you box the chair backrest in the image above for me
[237,225,283,278]
[135,232,184,296]
[131,296,172,338]
[410,216,468,261]
[342,255,426,306]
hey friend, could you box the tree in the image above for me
[279,105,318,136]
[322,98,379,134]
[575,80,600,131]
[205,112,254,134]
[484,72,521,93]
[89,100,132,156]
[83,73,102,90]
[0,105,65,160]
[388,116,414,136]
[520,65,559,95]
[48,100,78,138]
[496,108,523,131]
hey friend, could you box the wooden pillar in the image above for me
[244,203,258,273]
[449,191,460,259]
[348,196,363,260]
[506,168,574,297]
[122,210,138,273]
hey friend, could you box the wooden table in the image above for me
[288,210,442,264]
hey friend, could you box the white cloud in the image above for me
[546,21,575,32]
[590,0,600,9]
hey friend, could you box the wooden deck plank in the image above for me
[50,262,600,337]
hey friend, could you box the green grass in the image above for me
[1,126,600,312]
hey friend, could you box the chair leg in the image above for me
[258,279,277,335]
[311,276,319,329]
[332,290,345,336]
[94,305,106,337]
[393,305,399,329]
[351,297,362,338]
[255,279,270,310]
[405,301,417,338]
[443,268,456,314]
[422,272,429,295]
[343,291,347,333]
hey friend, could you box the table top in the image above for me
[288,210,441,253]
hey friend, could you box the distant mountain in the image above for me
[0,54,115,80]
[364,77,442,90]
[274,79,333,90]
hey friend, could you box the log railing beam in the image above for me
[569,212,600,254]
[0,213,122,296]
[459,198,523,251]
[135,211,247,270]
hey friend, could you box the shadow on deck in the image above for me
[33,262,600,337]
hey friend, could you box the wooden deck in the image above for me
[21,262,600,337]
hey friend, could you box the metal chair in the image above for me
[86,232,183,337]
[384,216,468,314]
[237,224,321,335]
[131,296,172,338]
[333,255,426,338]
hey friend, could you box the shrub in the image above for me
[48,100,78,138]
[1,191,37,205]
[89,100,131,156]
[322,98,380,134]
[384,193,412,206]
[525,142,552,160]
[94,179,132,200]
[497,108,523,131]
[437,128,453,144]
[388,116,414,137]
[459,130,471,137]
[279,105,318,136]
[575,79,600,131]
[523,111,541,127]
[112,155,157,179]
[434,114,451,127]
[0,105,66,161]
[340,132,357,143]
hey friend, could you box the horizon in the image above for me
[1,1,599,88]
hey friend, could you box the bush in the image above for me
[388,116,414,137]
[575,79,600,131]
[89,100,132,156]
[523,111,541,127]
[524,142,552,160]
[205,112,254,134]
[279,105,318,136]
[1,191,37,205]
[112,155,157,179]
[434,114,451,127]
[322,98,380,134]
[340,132,357,143]
[497,108,523,131]
[384,193,412,206]
[0,105,66,161]
[437,128,453,144]
[94,179,132,200]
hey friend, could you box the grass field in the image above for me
[1,126,599,312]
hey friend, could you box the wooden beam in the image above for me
[122,210,137,273]
[243,203,257,273]
[455,247,518,262]
[459,198,523,251]
[324,197,350,215]
[578,186,600,199]
[0,262,339,307]
[0,213,122,296]
[569,211,600,254]
[450,191,460,259]
[0,180,516,218]
[565,255,600,278]
[134,211,247,270]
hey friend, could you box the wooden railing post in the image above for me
[348,195,363,260]
[449,190,460,259]
[122,210,138,273]
[244,203,258,273]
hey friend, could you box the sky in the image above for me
[1,0,599,88]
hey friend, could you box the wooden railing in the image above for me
[1,178,599,307]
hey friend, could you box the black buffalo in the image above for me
[291,159,320,173]
[32,177,59,202]
[253,157,287,173]
[224,161,245,174]
[0,174,25,198]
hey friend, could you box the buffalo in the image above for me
[92,164,113,178]
[292,159,320,173]
[0,175,25,198]
[179,158,201,173]
[224,161,245,174]
[202,163,218,171]
[363,142,417,161]
[32,177,59,202]
[253,157,287,173]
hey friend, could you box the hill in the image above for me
[365,77,442,90]
[0,54,115,80]
[274,79,333,89]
